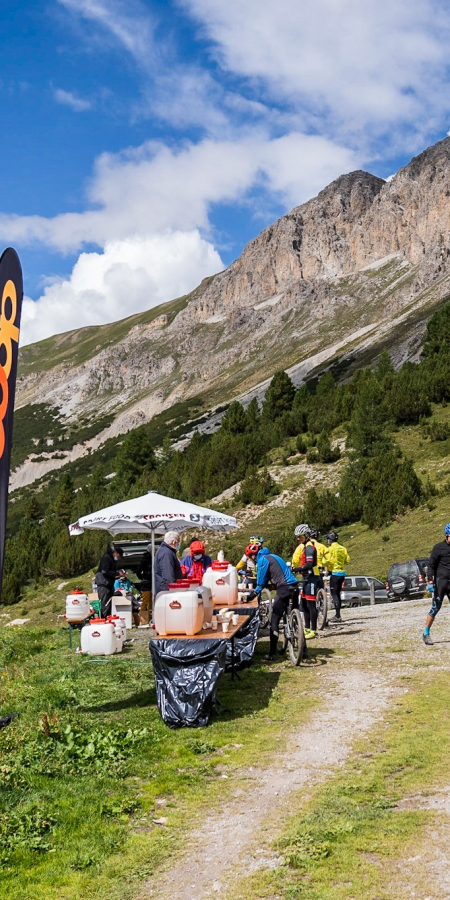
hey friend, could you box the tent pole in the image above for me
[151,527,156,604]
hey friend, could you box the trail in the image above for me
[140,600,431,900]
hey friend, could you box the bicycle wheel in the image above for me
[279,614,288,655]
[288,608,305,666]
[316,588,328,630]
[258,588,272,630]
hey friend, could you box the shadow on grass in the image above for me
[319,628,363,639]
[215,667,282,720]
[302,646,336,666]
[80,688,157,713]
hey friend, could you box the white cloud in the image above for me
[0,132,360,253]
[20,231,222,345]
[181,0,450,138]
[57,0,157,68]
[53,87,92,111]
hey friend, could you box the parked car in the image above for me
[112,538,162,576]
[341,576,388,606]
[385,558,429,601]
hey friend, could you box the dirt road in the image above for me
[139,598,442,900]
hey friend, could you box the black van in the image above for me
[385,558,429,600]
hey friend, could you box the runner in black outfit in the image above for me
[423,523,450,645]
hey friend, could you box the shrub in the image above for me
[237,467,280,505]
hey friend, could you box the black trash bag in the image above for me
[225,607,259,669]
[149,638,227,728]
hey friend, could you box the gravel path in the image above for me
[139,598,440,900]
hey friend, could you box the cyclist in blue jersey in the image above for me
[248,546,300,661]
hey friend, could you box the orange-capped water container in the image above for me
[66,590,90,623]
[80,618,116,655]
[202,561,238,605]
[106,615,126,652]
[154,582,204,635]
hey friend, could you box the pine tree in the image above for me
[115,428,157,489]
[220,401,248,434]
[262,371,295,420]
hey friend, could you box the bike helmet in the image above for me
[326,531,338,544]
[245,542,261,557]
[249,534,264,544]
[310,527,319,539]
[294,524,310,539]
[445,523,450,536]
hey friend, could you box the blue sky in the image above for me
[3,0,450,344]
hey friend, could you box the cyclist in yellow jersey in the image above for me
[292,524,318,637]
[309,527,328,576]
[325,531,350,622]
[292,524,310,568]
[236,535,264,572]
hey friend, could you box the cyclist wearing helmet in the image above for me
[291,525,318,636]
[292,524,311,569]
[325,532,350,622]
[247,546,300,661]
[236,536,264,573]
[422,523,450,645]
[310,528,328,575]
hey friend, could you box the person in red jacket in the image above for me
[180,539,213,579]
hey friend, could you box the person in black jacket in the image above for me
[154,531,183,595]
[423,523,450,645]
[95,545,124,618]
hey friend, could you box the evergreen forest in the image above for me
[4,298,450,605]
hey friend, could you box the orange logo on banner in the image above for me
[0,279,20,459]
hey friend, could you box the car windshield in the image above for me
[389,561,419,578]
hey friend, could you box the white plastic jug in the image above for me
[187,578,213,623]
[107,615,126,652]
[202,561,238,605]
[154,582,204,635]
[80,619,116,655]
[66,591,90,623]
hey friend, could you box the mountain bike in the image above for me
[315,573,329,630]
[278,592,306,665]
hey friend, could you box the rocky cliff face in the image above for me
[13,137,450,489]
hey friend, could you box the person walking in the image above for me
[95,544,124,619]
[154,531,183,595]
[325,532,350,623]
[422,523,450,645]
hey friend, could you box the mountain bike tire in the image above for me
[288,607,306,666]
[316,588,328,630]
[258,588,272,630]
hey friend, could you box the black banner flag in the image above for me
[0,248,23,600]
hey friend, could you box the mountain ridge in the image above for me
[13,136,450,490]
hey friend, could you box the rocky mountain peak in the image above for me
[13,136,450,491]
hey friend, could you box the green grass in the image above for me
[225,663,450,900]
[0,619,321,900]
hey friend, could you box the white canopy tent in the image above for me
[69,490,238,597]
